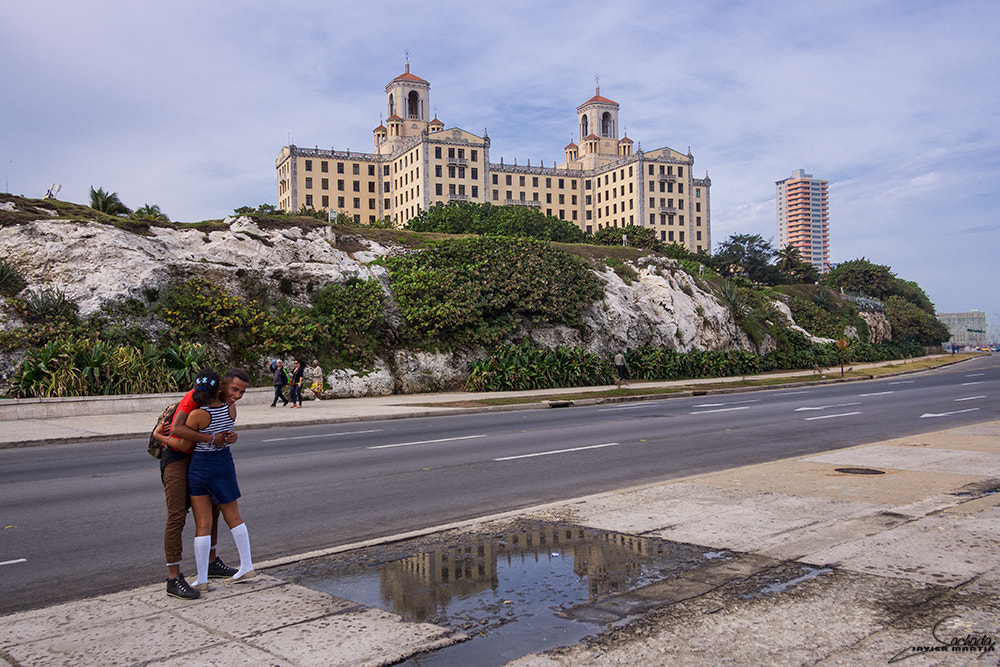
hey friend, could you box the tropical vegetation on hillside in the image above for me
[0,194,949,397]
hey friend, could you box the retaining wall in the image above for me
[0,387,275,421]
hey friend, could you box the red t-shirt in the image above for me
[164,390,199,452]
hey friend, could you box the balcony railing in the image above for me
[506,199,542,207]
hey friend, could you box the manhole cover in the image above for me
[834,467,885,475]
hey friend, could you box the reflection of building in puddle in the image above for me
[379,524,659,621]
[379,541,500,622]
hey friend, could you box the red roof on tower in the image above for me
[391,62,428,84]
[584,93,617,105]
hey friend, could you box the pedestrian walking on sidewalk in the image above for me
[152,368,249,599]
[271,359,289,407]
[289,359,304,408]
[169,370,256,591]
[614,352,629,388]
[310,359,324,400]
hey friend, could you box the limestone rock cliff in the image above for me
[0,214,764,395]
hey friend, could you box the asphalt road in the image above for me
[1,355,998,615]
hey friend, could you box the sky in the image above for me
[3,0,999,333]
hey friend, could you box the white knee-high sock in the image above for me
[194,535,211,585]
[230,522,254,577]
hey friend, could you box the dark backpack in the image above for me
[147,402,179,459]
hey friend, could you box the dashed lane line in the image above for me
[493,442,621,461]
[803,411,863,421]
[369,434,488,450]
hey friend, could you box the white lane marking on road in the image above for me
[961,381,985,386]
[693,399,761,407]
[804,411,863,421]
[889,380,916,385]
[966,373,985,377]
[794,401,862,412]
[1,559,26,566]
[777,390,811,396]
[263,429,382,442]
[689,406,751,415]
[369,434,488,450]
[858,391,894,397]
[955,396,986,402]
[921,408,981,418]
[598,404,650,411]
[494,442,621,461]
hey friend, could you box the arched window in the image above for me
[388,94,394,118]
[407,91,421,119]
[601,112,613,137]
[580,115,589,138]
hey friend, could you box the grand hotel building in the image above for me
[276,63,712,252]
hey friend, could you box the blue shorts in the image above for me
[188,447,241,505]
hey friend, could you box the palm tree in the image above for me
[132,204,170,222]
[89,187,131,216]
[776,244,802,272]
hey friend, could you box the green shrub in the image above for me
[157,278,268,366]
[21,288,79,322]
[380,236,603,349]
[605,258,638,284]
[884,295,950,344]
[8,337,175,398]
[0,260,26,297]
[466,337,924,393]
[406,201,586,243]
[310,277,385,366]
[154,341,216,390]
[467,343,613,391]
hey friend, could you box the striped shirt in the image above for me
[192,403,236,452]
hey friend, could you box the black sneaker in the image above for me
[166,573,201,600]
[208,557,238,579]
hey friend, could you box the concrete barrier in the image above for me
[0,387,275,421]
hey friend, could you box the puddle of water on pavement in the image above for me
[741,565,833,599]
[277,522,723,667]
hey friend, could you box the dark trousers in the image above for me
[272,385,288,406]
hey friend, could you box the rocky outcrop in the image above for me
[771,300,836,344]
[529,256,755,355]
[0,217,387,314]
[859,311,892,344]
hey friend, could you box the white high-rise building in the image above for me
[776,169,829,272]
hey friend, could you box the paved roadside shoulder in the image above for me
[506,421,1000,666]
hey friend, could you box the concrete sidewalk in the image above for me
[3,357,998,666]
